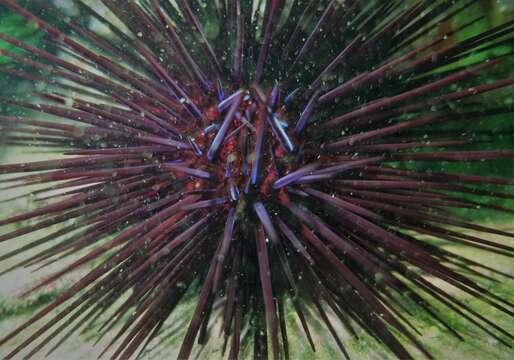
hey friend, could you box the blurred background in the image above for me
[0,1,513,359]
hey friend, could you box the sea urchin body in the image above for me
[0,0,513,359]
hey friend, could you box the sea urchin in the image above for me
[0,0,513,359]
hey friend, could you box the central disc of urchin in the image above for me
[189,86,297,202]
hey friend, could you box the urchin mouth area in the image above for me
[187,86,298,202]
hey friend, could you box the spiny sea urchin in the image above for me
[0,0,513,359]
